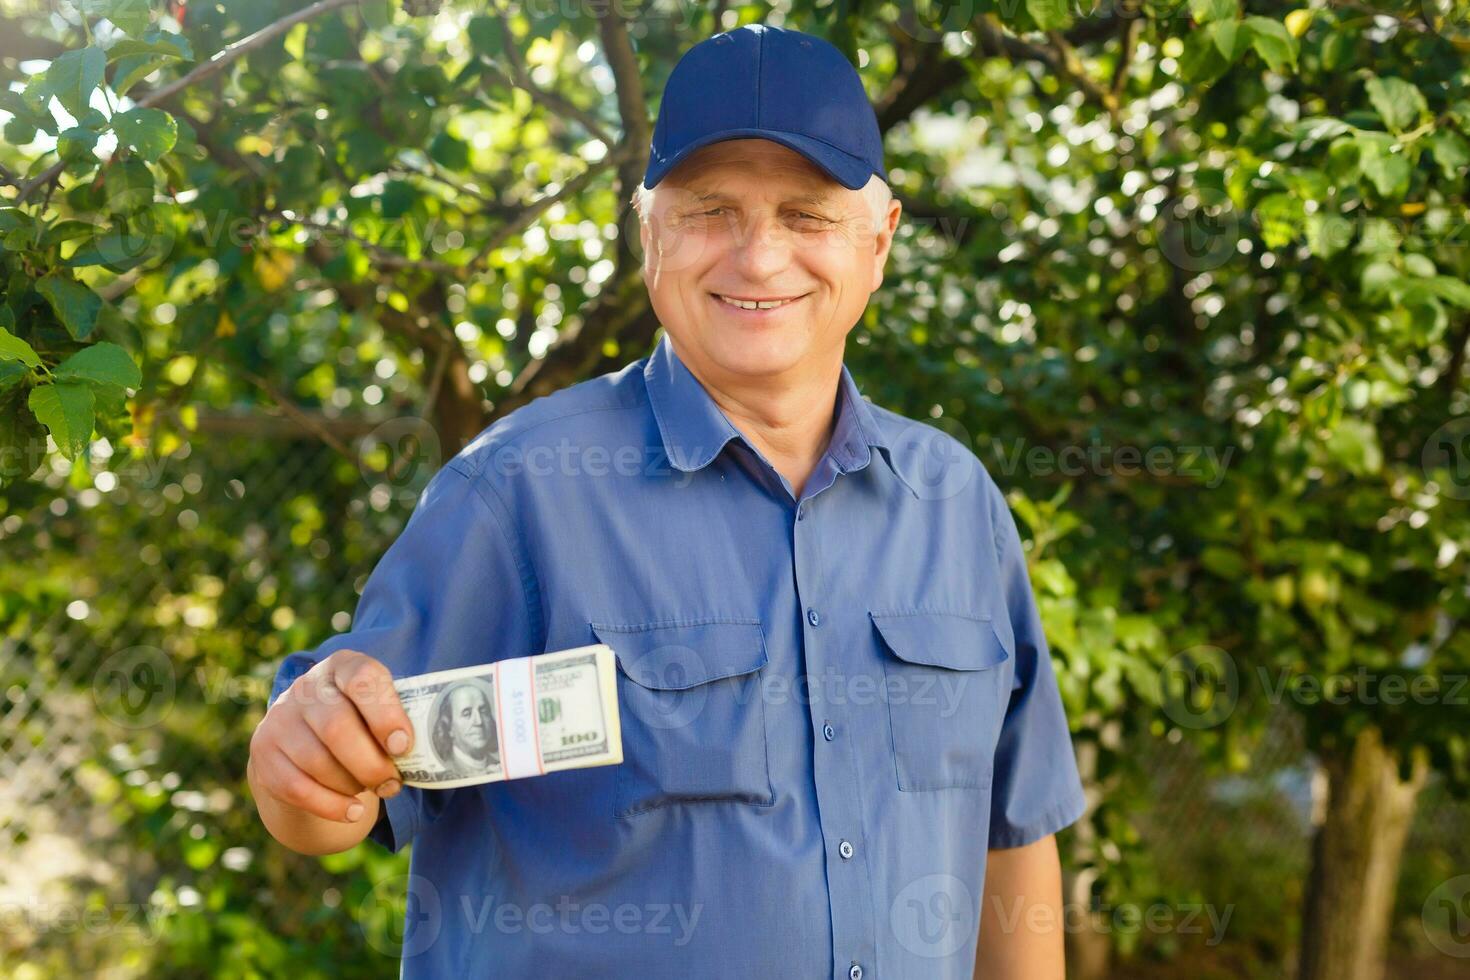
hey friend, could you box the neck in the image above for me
[674,340,844,500]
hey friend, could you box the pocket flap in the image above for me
[869,611,1013,671]
[589,620,769,690]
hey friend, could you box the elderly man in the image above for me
[248,23,1084,980]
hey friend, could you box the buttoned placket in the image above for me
[791,449,878,980]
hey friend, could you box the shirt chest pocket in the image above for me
[589,619,774,818]
[869,611,1014,792]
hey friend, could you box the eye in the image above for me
[789,211,831,229]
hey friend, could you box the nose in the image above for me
[730,211,793,283]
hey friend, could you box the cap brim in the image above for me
[644,128,882,191]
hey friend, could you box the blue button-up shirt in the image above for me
[269,332,1086,978]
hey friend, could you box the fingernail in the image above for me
[377,779,401,798]
[387,730,409,755]
[345,802,365,822]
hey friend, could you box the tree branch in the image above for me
[491,7,655,418]
[15,0,358,204]
[971,16,1121,122]
[477,60,614,149]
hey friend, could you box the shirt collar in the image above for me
[643,332,891,476]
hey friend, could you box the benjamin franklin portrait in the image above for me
[429,680,499,776]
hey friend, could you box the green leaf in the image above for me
[53,342,141,389]
[1026,0,1073,31]
[1190,0,1236,21]
[361,0,393,29]
[38,219,100,250]
[1323,417,1382,476]
[1179,29,1231,84]
[1360,148,1411,198]
[1212,19,1244,60]
[93,381,127,419]
[0,360,26,392]
[0,208,31,234]
[112,107,177,162]
[1427,130,1470,178]
[1425,276,1470,308]
[1365,75,1427,135]
[1289,117,1353,144]
[1255,193,1306,248]
[83,0,150,36]
[466,15,504,57]
[1306,212,1353,258]
[427,130,469,171]
[0,327,41,369]
[44,47,107,119]
[1201,546,1250,578]
[36,275,103,341]
[112,56,173,97]
[102,156,155,214]
[1360,261,1399,298]
[28,381,96,460]
[103,0,151,36]
[1402,253,1436,278]
[105,37,189,62]
[1244,16,1298,72]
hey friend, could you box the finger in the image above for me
[327,650,414,757]
[281,727,367,798]
[257,745,367,823]
[301,696,402,793]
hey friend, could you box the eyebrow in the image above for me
[682,188,838,209]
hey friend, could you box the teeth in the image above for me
[718,295,797,310]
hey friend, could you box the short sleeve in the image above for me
[984,475,1087,849]
[266,461,540,852]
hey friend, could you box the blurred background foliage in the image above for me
[2,0,1469,976]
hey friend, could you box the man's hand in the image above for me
[247,650,413,855]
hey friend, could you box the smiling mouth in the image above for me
[711,293,808,311]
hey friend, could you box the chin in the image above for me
[699,325,808,376]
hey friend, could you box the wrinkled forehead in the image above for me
[449,685,487,708]
[664,138,839,196]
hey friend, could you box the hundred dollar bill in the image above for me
[390,644,622,789]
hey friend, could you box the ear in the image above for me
[870,194,902,293]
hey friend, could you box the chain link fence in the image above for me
[1,425,1467,976]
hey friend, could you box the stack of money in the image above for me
[390,644,622,789]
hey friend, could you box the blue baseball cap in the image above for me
[643,24,888,192]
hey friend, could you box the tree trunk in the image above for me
[432,354,489,455]
[1297,726,1429,980]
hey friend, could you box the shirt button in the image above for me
[807,608,821,627]
[838,839,854,860]
[822,722,835,741]
[849,963,863,980]
[796,505,806,521]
